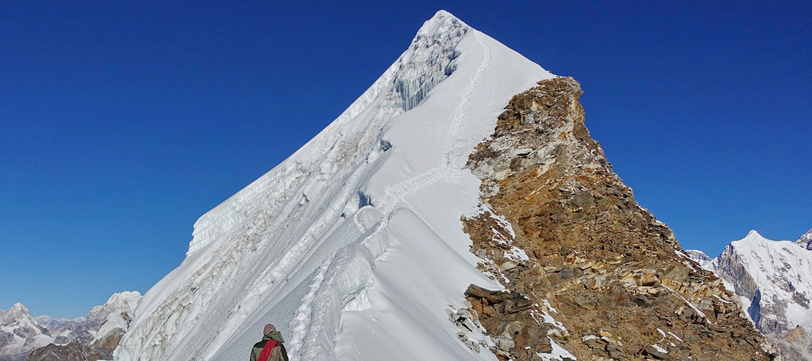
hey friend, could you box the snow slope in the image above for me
[115,10,558,361]
[689,231,812,335]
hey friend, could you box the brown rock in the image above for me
[643,344,668,359]
[461,77,776,361]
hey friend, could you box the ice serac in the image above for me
[689,230,812,360]
[116,10,554,361]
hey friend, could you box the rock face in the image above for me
[462,77,777,360]
[24,328,125,361]
[463,284,563,360]
[0,292,140,361]
[689,230,812,360]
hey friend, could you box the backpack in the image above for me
[258,339,281,361]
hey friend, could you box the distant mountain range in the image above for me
[0,292,140,361]
[688,229,812,360]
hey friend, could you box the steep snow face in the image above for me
[690,231,812,335]
[116,10,555,361]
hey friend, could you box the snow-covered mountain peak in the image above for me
[32,315,85,328]
[416,10,466,38]
[86,291,141,328]
[688,230,812,358]
[0,303,32,326]
[742,229,768,242]
[184,10,477,258]
[103,291,141,310]
[690,231,812,335]
[117,10,554,361]
[1,293,142,361]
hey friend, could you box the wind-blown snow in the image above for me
[116,10,555,361]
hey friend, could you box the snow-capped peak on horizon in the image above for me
[0,302,32,326]
[687,229,812,337]
[33,314,86,327]
[0,291,143,361]
[2,290,142,322]
[796,228,812,251]
[7,302,28,313]
[745,229,763,238]
[732,228,812,253]
[416,10,466,38]
[101,291,142,309]
[735,229,780,247]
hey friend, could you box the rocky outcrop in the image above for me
[463,284,561,360]
[24,327,125,361]
[462,77,777,360]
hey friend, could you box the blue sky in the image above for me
[1,1,810,318]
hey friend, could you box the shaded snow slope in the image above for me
[689,231,812,335]
[115,10,556,361]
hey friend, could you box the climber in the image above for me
[250,324,289,361]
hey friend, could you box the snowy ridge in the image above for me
[116,10,558,361]
[689,230,812,335]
